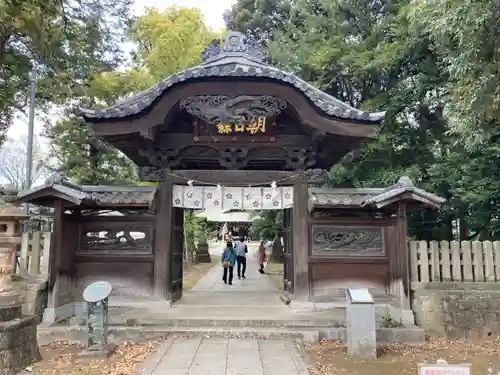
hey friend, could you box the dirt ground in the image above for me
[26,260,217,375]
[26,340,165,375]
[305,339,500,375]
[182,256,220,290]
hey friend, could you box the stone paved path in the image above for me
[134,251,310,375]
[190,251,277,294]
[137,336,309,375]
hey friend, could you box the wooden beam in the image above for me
[153,173,173,301]
[139,168,327,185]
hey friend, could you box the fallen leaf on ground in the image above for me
[305,338,500,375]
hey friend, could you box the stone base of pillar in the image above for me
[270,238,285,263]
[193,252,212,264]
[401,309,416,326]
[194,244,212,264]
[269,252,285,263]
[0,292,40,374]
[290,300,315,312]
[42,302,75,325]
[388,304,416,326]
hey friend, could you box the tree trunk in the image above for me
[270,235,284,263]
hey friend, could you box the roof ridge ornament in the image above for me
[396,176,414,188]
[201,31,266,64]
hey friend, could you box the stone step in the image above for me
[108,317,344,328]
[72,316,402,331]
[89,305,392,330]
[37,324,426,346]
[37,325,321,345]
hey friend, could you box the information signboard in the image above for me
[347,288,374,303]
[418,363,470,375]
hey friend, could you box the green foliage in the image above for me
[48,6,217,185]
[224,0,292,44]
[136,181,160,187]
[0,0,133,145]
[250,211,283,241]
[411,0,500,146]
[184,210,208,251]
[46,114,137,184]
[227,0,500,240]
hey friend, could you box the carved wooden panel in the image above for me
[311,210,386,219]
[78,223,153,253]
[80,208,155,216]
[180,95,286,125]
[311,226,384,256]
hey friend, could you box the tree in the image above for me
[183,209,208,264]
[88,7,220,103]
[410,0,500,147]
[229,0,457,240]
[0,135,50,189]
[250,211,283,241]
[48,6,219,184]
[224,0,292,45]
[46,114,137,185]
[0,0,134,145]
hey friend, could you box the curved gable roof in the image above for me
[78,31,385,124]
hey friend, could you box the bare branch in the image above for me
[0,135,52,189]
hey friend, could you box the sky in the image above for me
[7,0,235,140]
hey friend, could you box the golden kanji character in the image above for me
[246,117,266,134]
[216,123,232,134]
[235,124,245,132]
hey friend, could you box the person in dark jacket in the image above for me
[221,242,237,285]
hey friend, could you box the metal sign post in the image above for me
[82,281,112,350]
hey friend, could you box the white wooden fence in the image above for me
[410,240,500,283]
[17,231,51,277]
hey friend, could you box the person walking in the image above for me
[221,242,237,285]
[234,236,248,279]
[258,240,266,274]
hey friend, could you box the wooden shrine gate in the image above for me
[166,179,297,302]
[63,29,389,311]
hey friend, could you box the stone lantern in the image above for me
[0,186,40,373]
[0,188,28,296]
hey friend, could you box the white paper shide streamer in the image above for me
[172,185,294,209]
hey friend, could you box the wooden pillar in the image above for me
[292,178,310,302]
[390,203,410,309]
[397,203,410,309]
[46,200,63,311]
[153,172,173,301]
[43,199,77,323]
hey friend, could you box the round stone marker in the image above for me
[83,281,112,303]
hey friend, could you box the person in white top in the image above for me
[234,237,248,279]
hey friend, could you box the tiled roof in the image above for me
[309,177,445,210]
[78,31,385,123]
[0,206,29,218]
[309,188,382,208]
[16,181,157,207]
[81,186,156,205]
